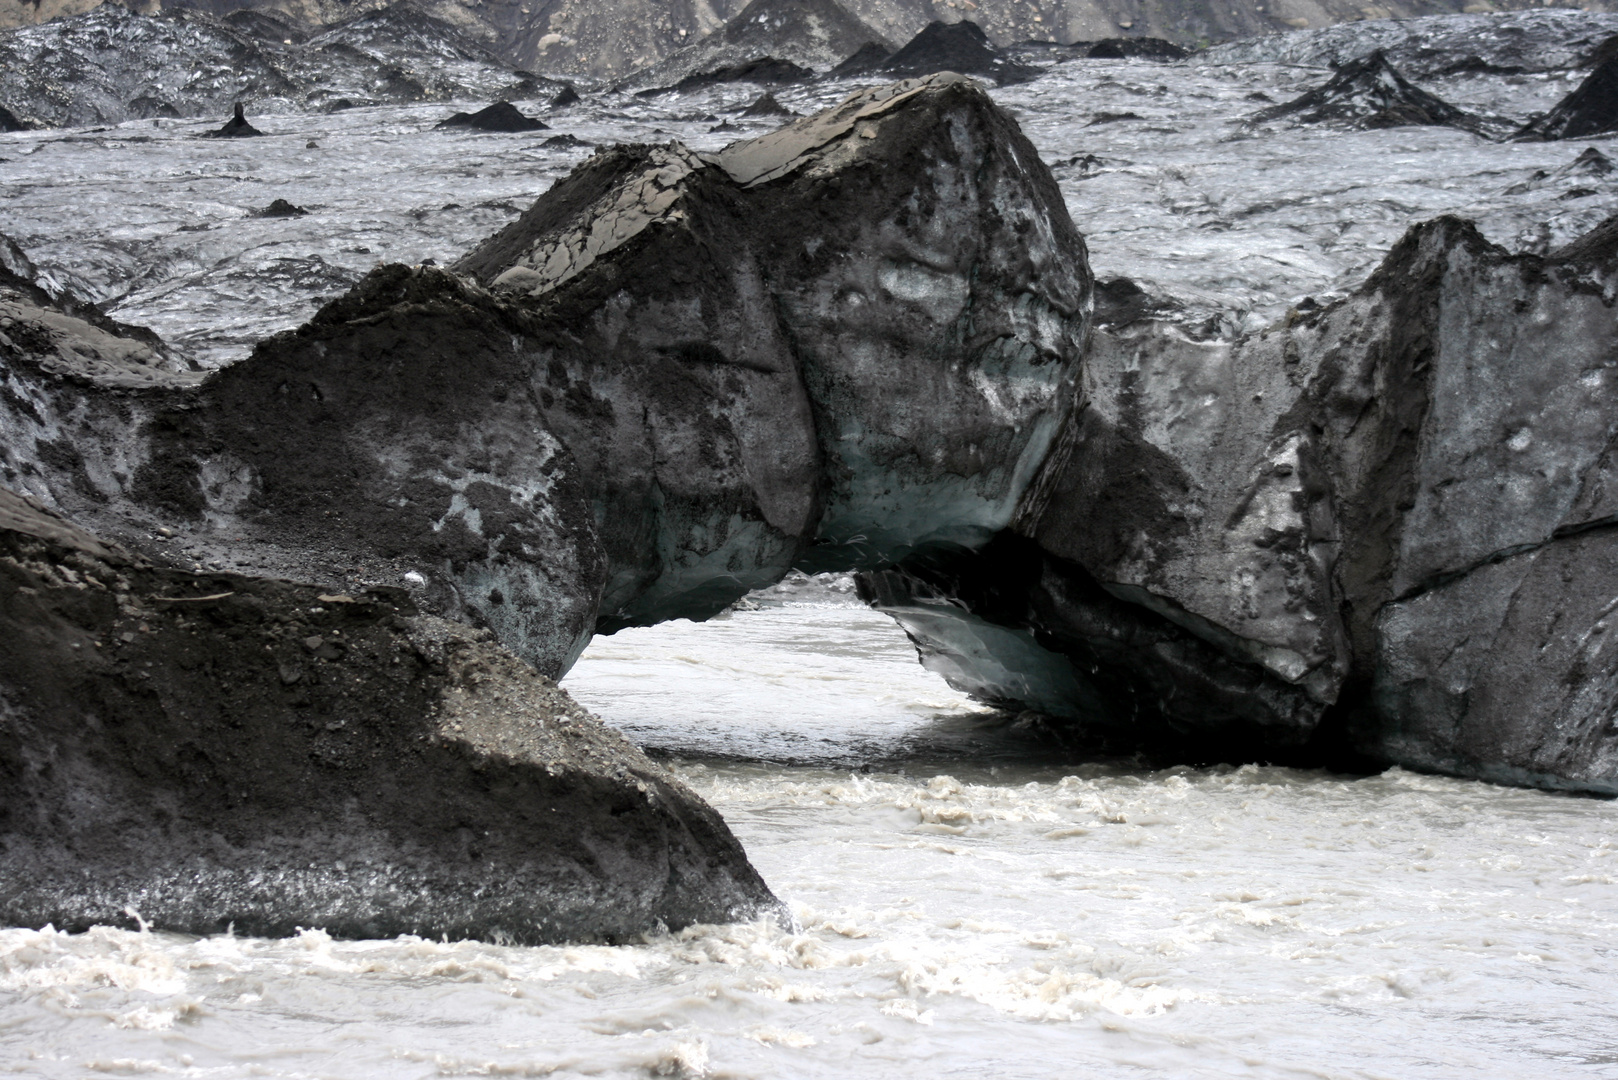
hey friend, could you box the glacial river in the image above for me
[2,578,1615,1078]
[5,17,1618,1072]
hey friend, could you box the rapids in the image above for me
[4,38,1618,1079]
[2,579,1614,1078]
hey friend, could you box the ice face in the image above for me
[2,55,1613,370]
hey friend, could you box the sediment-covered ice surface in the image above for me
[1198,8,1618,74]
[0,4,557,128]
[0,524,1611,1075]
[5,608,1613,1078]
[2,19,1617,1073]
[2,31,1615,365]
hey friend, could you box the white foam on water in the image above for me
[3,42,1618,1080]
[5,596,1614,1078]
[561,574,998,764]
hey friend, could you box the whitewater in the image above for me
[1,578,1614,1078]
[3,37,1618,1079]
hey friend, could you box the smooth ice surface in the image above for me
[3,594,1615,1078]
[3,50,1616,365]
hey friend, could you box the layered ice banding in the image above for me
[4,4,1618,945]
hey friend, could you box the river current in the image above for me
[2,579,1614,1078]
[5,37,1618,1078]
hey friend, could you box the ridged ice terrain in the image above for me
[3,9,1617,364]
[5,12,1618,1079]
[0,3,557,128]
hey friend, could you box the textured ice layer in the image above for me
[1002,58,1618,333]
[0,4,551,128]
[1,41,1616,365]
[1199,8,1618,76]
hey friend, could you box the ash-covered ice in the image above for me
[0,10,1615,362]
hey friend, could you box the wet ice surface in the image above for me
[1198,9,1618,75]
[6,44,1618,1080]
[1004,59,1617,332]
[4,601,1615,1079]
[2,54,1617,364]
